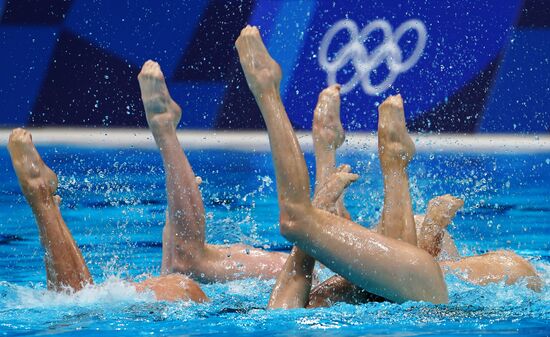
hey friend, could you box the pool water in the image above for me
[0,146,548,336]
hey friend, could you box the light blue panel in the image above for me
[0,27,58,125]
[480,30,550,133]
[168,82,226,129]
[65,0,210,76]
[264,0,317,96]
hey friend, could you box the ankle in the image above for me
[382,166,407,179]
[150,122,176,139]
[254,85,279,101]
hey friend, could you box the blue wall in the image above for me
[0,0,548,132]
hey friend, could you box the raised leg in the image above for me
[312,85,350,219]
[377,95,417,245]
[138,60,205,275]
[268,85,352,309]
[237,26,448,304]
[7,128,93,291]
[268,165,358,308]
[138,61,286,282]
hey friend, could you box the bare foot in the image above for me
[7,128,58,203]
[313,85,345,151]
[137,60,182,129]
[235,25,282,95]
[426,194,464,226]
[313,164,359,212]
[378,94,415,169]
[418,194,464,257]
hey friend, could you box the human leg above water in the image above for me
[268,164,358,309]
[268,85,355,309]
[8,128,93,292]
[236,25,448,304]
[8,128,207,302]
[377,95,417,245]
[312,84,349,219]
[138,60,287,283]
[308,93,423,307]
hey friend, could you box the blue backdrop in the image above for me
[0,0,548,132]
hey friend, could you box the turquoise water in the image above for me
[0,147,548,336]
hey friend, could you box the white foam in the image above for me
[4,276,155,309]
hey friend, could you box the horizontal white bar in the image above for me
[0,128,549,153]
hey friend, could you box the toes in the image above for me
[324,84,341,96]
[8,128,32,148]
[138,60,163,79]
[378,94,405,125]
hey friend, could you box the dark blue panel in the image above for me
[0,27,58,125]
[31,30,144,127]
[517,0,550,28]
[174,0,256,81]
[169,82,225,128]
[215,0,284,129]
[65,0,210,76]
[0,0,6,18]
[410,52,503,133]
[480,30,550,133]
[1,0,73,25]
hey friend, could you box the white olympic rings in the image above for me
[319,19,427,95]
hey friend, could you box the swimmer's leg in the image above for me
[268,166,358,309]
[417,194,463,257]
[312,85,349,218]
[138,60,204,275]
[237,26,448,304]
[138,61,286,282]
[268,86,348,309]
[440,250,542,292]
[7,128,93,291]
[308,96,423,307]
[377,95,417,245]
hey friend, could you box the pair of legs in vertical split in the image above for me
[7,128,208,302]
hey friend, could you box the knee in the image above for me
[495,250,541,291]
[279,201,311,240]
[408,248,449,303]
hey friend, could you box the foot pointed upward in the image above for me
[313,85,345,151]
[378,94,415,168]
[7,128,58,203]
[235,25,282,95]
[138,60,182,129]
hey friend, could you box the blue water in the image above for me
[0,147,548,336]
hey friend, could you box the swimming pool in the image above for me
[0,140,549,336]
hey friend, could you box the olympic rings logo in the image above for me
[319,19,427,95]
